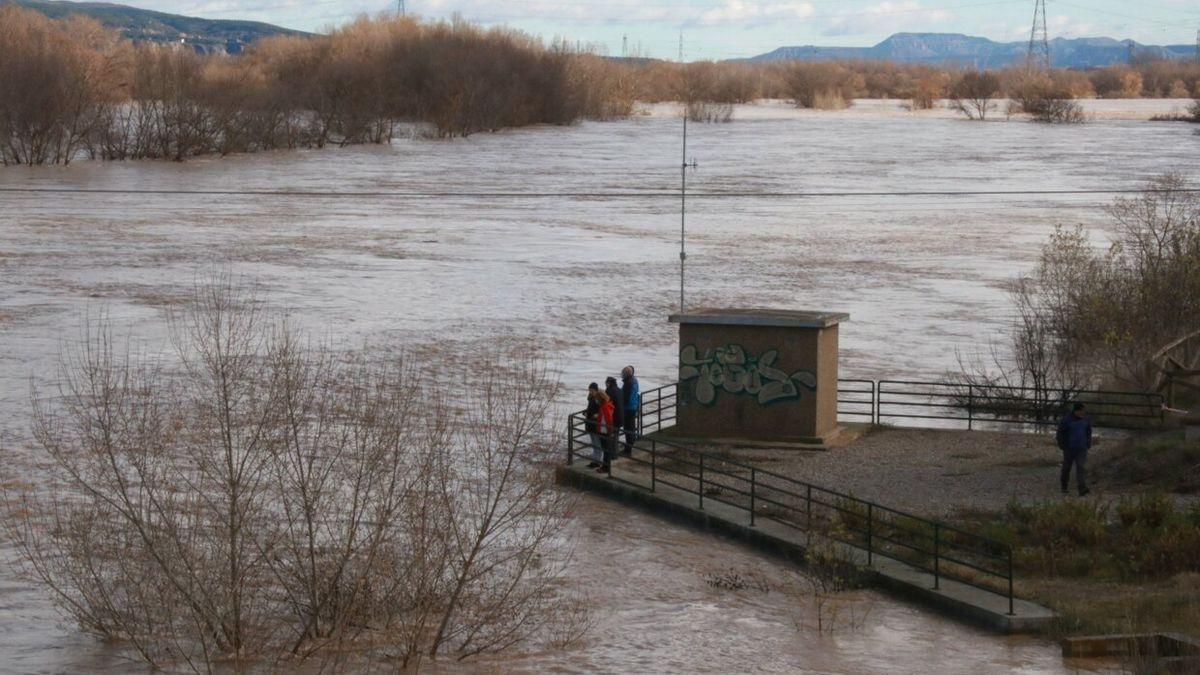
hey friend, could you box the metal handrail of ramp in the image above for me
[565,401,1018,614]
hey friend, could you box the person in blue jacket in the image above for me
[1056,402,1092,497]
[620,365,640,455]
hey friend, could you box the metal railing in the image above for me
[565,411,1017,613]
[642,378,1162,432]
[875,380,1164,430]
[837,379,877,423]
[638,384,677,435]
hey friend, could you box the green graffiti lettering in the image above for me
[679,344,817,406]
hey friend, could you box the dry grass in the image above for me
[1022,574,1200,638]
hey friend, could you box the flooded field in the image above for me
[1,99,1195,671]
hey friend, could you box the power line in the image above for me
[2,187,1198,199]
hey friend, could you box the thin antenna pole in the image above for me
[680,113,687,312]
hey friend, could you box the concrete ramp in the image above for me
[556,461,1056,634]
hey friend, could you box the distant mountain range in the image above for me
[8,1,1198,68]
[7,0,304,53]
[750,33,1197,69]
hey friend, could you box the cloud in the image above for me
[1004,14,1099,40]
[820,1,954,37]
[698,1,815,26]
[416,0,816,26]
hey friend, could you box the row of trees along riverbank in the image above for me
[3,3,1200,165]
[0,6,636,164]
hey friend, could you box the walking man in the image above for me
[620,365,640,455]
[1056,402,1092,497]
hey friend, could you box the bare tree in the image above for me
[7,278,580,671]
[958,174,1200,406]
[949,70,1001,121]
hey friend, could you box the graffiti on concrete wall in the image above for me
[679,344,817,406]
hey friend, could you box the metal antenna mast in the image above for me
[678,32,684,62]
[397,0,405,16]
[679,114,697,312]
[1026,0,1051,70]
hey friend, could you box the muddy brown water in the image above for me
[2,101,1194,671]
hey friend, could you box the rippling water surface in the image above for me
[2,100,1194,672]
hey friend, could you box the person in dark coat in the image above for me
[584,383,602,468]
[1056,402,1092,496]
[620,365,640,455]
[605,376,625,432]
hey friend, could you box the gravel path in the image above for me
[685,427,1126,518]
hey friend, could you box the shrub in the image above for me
[686,101,733,123]
[1091,66,1144,98]
[1031,98,1086,124]
[787,62,859,109]
[0,9,639,163]
[963,175,1200,395]
[949,70,1001,120]
[905,72,947,110]
[982,495,1200,581]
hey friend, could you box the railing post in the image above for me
[806,484,813,546]
[607,427,615,477]
[698,455,704,510]
[650,440,657,491]
[750,469,756,527]
[867,504,874,566]
[567,415,574,465]
[873,380,879,425]
[1007,548,1015,616]
[639,396,645,438]
[933,523,940,590]
[967,385,974,430]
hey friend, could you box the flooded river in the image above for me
[1,99,1195,672]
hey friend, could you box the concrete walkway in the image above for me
[556,456,1057,634]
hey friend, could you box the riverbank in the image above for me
[642,98,1199,121]
[683,426,1200,641]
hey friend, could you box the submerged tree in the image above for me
[949,70,1001,121]
[962,174,1200,401]
[7,277,578,670]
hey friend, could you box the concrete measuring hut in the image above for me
[667,308,849,445]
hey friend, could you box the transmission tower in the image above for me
[622,34,628,58]
[397,0,405,16]
[1026,0,1051,71]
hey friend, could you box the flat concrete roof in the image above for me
[669,308,849,328]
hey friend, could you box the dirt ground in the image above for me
[688,425,1177,518]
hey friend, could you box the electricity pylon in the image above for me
[1027,0,1051,71]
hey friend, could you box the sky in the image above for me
[139,0,1199,59]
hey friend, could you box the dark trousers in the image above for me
[1060,448,1088,494]
[622,409,638,453]
[598,430,617,471]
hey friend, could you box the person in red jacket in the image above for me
[594,390,617,474]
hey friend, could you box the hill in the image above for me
[750,32,1196,69]
[6,0,306,53]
